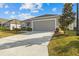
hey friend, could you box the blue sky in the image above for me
[0,3,76,20]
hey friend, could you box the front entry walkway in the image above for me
[0,31,53,56]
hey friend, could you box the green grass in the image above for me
[48,30,79,56]
[66,30,76,36]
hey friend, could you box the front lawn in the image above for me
[66,30,76,36]
[48,30,79,56]
[0,31,15,38]
[0,31,23,38]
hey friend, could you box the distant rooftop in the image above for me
[5,19,21,24]
[0,18,9,24]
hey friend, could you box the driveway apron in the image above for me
[0,31,53,56]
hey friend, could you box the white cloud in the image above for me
[4,11,15,15]
[5,5,9,8]
[12,11,15,14]
[20,3,34,10]
[33,3,42,10]
[20,3,43,13]
[0,3,9,8]
[18,13,34,20]
[0,3,5,8]
[52,8,57,12]
[10,13,35,20]
[4,11,9,14]
[31,9,39,13]
[32,10,39,13]
[10,15,16,19]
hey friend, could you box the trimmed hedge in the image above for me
[21,27,32,31]
[21,27,27,31]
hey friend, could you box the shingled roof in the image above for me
[22,14,59,22]
[5,19,21,24]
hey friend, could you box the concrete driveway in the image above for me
[0,31,53,56]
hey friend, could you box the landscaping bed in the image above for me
[48,30,79,56]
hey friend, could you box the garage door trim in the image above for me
[32,18,56,31]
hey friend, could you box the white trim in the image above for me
[55,18,57,30]
[33,18,56,22]
[32,16,56,20]
[31,21,34,31]
[10,24,21,30]
[32,18,56,31]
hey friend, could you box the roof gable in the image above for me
[5,19,21,24]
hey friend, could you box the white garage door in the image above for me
[33,20,55,31]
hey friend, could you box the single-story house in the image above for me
[3,19,21,30]
[22,14,76,31]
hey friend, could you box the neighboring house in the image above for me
[67,15,76,30]
[21,19,32,28]
[0,18,8,27]
[3,19,21,30]
[22,14,76,31]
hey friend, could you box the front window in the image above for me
[27,22,30,26]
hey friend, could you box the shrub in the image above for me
[54,28,60,36]
[74,27,77,31]
[0,26,10,31]
[21,27,27,31]
[55,28,59,32]
[9,28,21,34]
[13,28,21,31]
[54,27,64,36]
[26,27,32,31]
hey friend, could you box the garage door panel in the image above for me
[33,20,55,31]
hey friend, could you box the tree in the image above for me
[58,3,75,34]
[76,3,79,35]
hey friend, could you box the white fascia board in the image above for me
[33,18,56,22]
